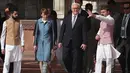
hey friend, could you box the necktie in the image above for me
[121,14,127,38]
[72,15,76,28]
[122,14,127,26]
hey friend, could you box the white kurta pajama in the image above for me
[1,21,24,73]
[94,15,120,73]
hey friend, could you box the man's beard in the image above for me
[12,16,18,20]
[101,14,104,16]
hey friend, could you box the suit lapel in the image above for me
[127,16,130,29]
[118,14,124,31]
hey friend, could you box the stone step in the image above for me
[0,51,122,73]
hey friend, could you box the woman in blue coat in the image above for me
[34,8,56,73]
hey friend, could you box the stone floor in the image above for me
[0,51,122,73]
[0,51,67,73]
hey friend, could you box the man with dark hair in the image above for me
[84,3,100,73]
[114,3,130,73]
[107,0,120,21]
[87,5,120,73]
[1,3,15,24]
[0,3,16,73]
[1,5,24,73]
[85,3,93,12]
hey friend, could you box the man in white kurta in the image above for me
[1,6,24,73]
[87,5,120,73]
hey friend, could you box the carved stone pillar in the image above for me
[53,0,65,19]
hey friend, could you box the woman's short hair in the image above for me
[40,8,49,15]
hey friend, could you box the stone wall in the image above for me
[0,0,53,19]
[21,20,36,51]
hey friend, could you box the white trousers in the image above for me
[95,44,118,73]
[95,58,114,73]
[3,45,22,73]
[3,61,21,73]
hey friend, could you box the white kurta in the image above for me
[94,15,121,73]
[95,15,120,60]
[96,43,120,60]
[1,21,24,62]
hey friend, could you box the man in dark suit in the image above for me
[84,3,100,73]
[114,3,130,73]
[107,0,121,21]
[58,2,88,73]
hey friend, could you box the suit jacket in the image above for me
[59,14,88,47]
[114,13,130,45]
[87,17,100,53]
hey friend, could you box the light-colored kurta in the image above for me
[94,15,120,73]
[1,21,24,62]
[95,15,120,59]
[96,43,120,60]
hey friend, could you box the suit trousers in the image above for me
[62,40,83,73]
[116,38,130,73]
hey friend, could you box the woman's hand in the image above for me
[33,45,37,52]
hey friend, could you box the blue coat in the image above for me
[34,18,56,62]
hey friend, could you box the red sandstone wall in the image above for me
[24,30,34,51]
[21,20,36,51]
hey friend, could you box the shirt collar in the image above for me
[72,13,78,17]
[40,18,48,23]
[42,19,47,23]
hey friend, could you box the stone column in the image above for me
[53,0,65,19]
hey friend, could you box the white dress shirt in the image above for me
[72,13,78,28]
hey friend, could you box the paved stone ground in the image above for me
[0,60,66,73]
[0,51,67,73]
[0,51,122,73]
